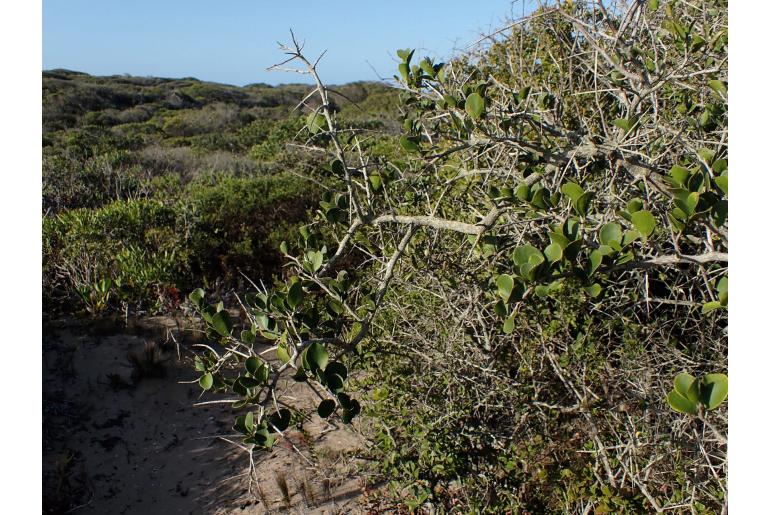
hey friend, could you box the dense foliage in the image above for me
[42,71,399,314]
[189,1,728,513]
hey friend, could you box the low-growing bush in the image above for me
[43,173,318,314]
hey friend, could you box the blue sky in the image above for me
[43,1,526,86]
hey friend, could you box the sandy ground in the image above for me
[42,316,372,514]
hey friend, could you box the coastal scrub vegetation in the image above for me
[44,0,727,512]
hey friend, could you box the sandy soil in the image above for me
[42,316,372,514]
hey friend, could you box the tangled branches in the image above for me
[190,1,727,512]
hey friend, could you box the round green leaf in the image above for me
[199,372,213,391]
[465,92,485,119]
[276,344,290,364]
[599,223,622,246]
[587,250,603,277]
[245,356,263,376]
[304,342,329,372]
[673,372,698,401]
[700,373,728,410]
[714,174,727,196]
[560,182,584,204]
[667,390,698,415]
[341,399,361,423]
[631,210,656,238]
[189,288,204,308]
[326,373,345,394]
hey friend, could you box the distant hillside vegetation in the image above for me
[42,70,400,314]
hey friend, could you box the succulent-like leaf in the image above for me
[496,274,515,303]
[325,361,348,381]
[631,210,656,238]
[210,311,232,337]
[560,182,584,204]
[700,373,728,410]
[667,390,698,415]
[199,372,213,391]
[513,244,543,267]
[341,399,361,423]
[544,243,563,263]
[599,223,622,246]
[304,342,329,372]
[584,283,602,298]
[587,250,603,277]
[714,174,727,196]
[399,135,421,154]
[245,356,263,376]
[276,344,290,364]
[673,372,697,401]
[503,314,515,334]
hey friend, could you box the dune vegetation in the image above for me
[44,1,727,513]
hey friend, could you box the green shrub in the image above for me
[189,2,727,513]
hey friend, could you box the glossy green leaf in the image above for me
[325,361,348,381]
[627,198,644,213]
[513,244,543,267]
[276,344,290,364]
[245,356,263,376]
[240,330,256,345]
[304,342,329,372]
[702,301,724,314]
[503,314,516,334]
[244,411,254,433]
[584,283,602,298]
[669,165,691,187]
[341,399,361,423]
[707,80,727,97]
[369,173,383,191]
[587,250,603,276]
[714,174,727,196]
[515,183,530,202]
